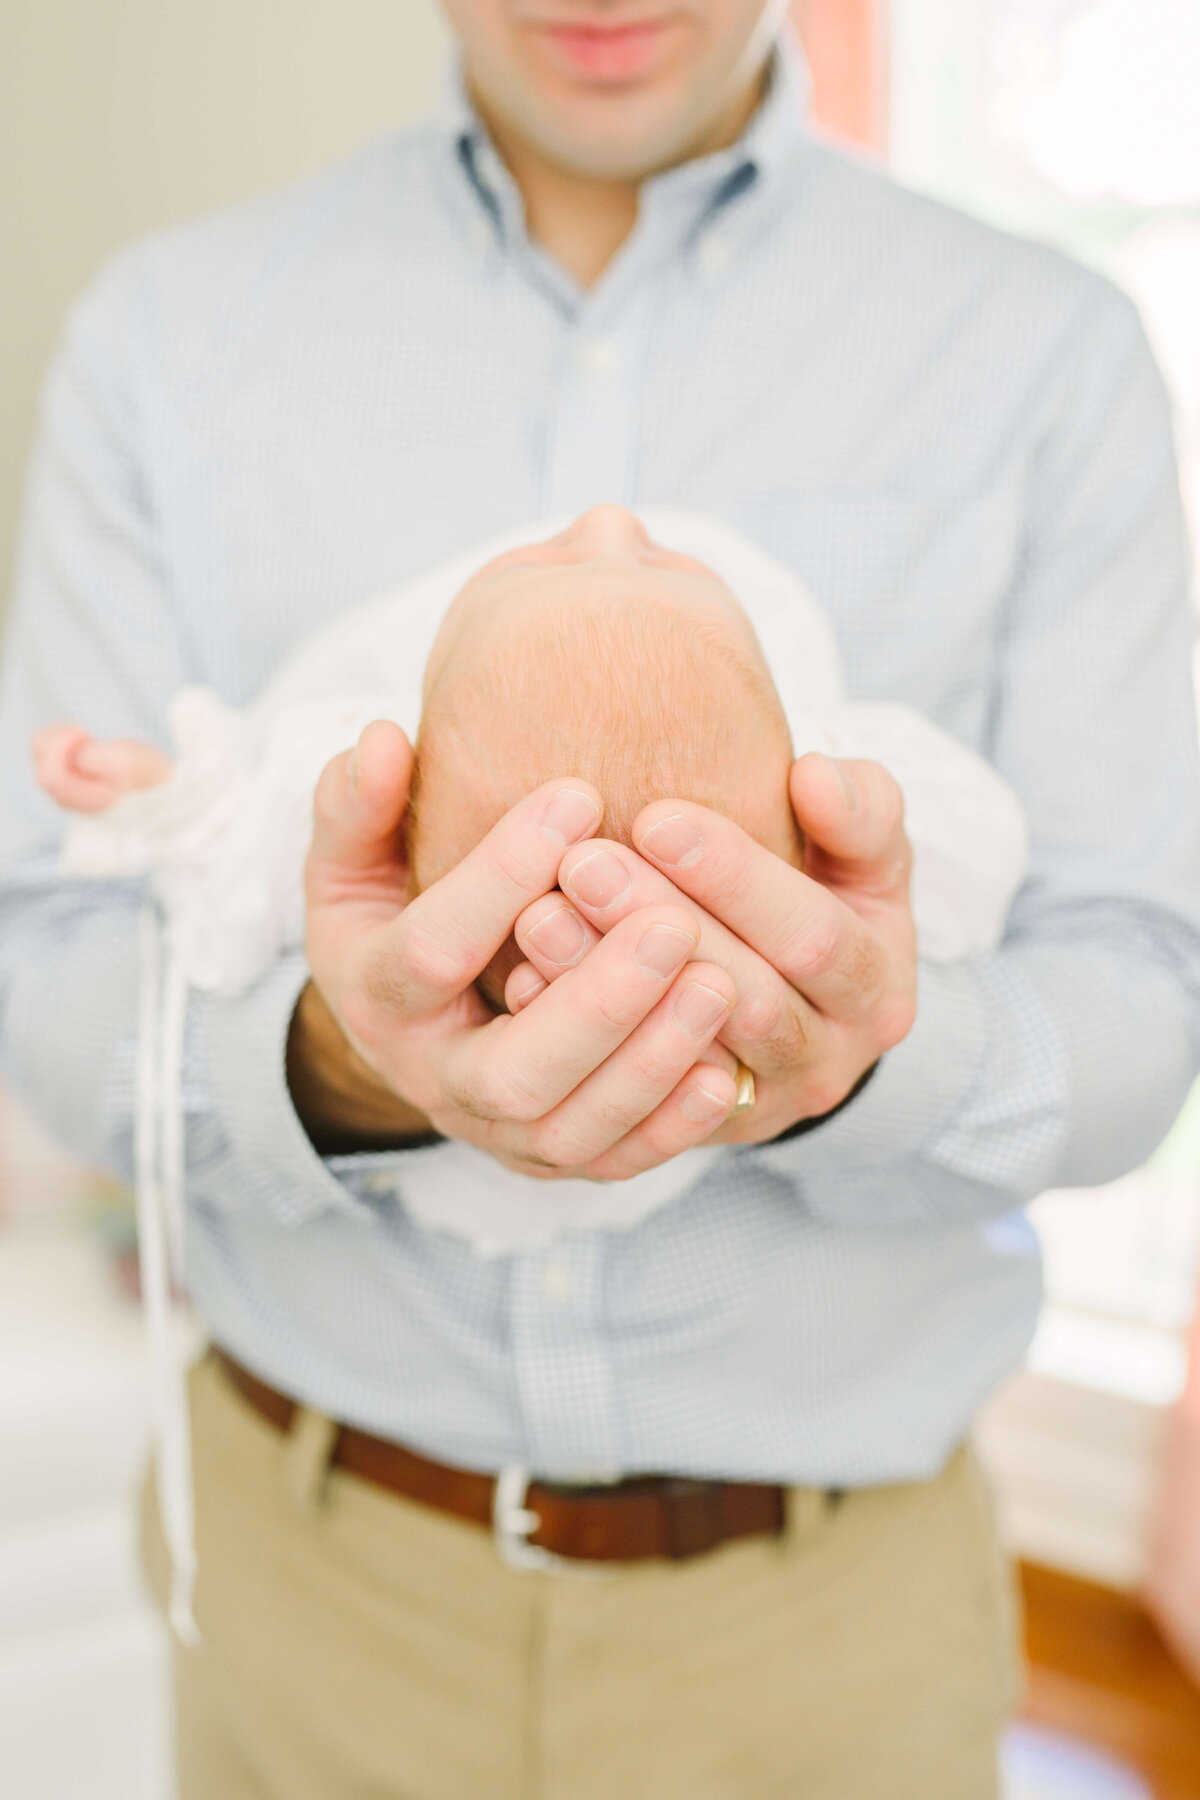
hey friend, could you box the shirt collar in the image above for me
[436,24,811,258]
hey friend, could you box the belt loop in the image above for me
[284,1406,340,1514]
[784,1483,831,1544]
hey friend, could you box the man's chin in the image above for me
[498,87,724,185]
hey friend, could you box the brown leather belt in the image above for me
[215,1347,786,1566]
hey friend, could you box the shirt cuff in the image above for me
[195,951,374,1227]
[752,958,989,1182]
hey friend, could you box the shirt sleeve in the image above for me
[0,256,365,1229]
[756,282,1200,1225]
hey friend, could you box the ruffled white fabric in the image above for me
[393,1139,728,1257]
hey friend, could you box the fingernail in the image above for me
[636,923,696,979]
[564,848,632,909]
[526,905,588,966]
[541,788,601,846]
[822,754,855,811]
[680,1083,732,1123]
[637,814,703,868]
[673,981,731,1036]
[508,970,547,1011]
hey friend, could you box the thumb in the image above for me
[789,753,911,900]
[308,719,414,888]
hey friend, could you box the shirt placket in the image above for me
[538,282,656,515]
[473,161,752,1475]
[504,223,697,1473]
[509,1236,624,1477]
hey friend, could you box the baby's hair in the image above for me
[408,591,794,886]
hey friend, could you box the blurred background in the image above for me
[2,3,1199,1796]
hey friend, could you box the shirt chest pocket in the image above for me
[724,486,1025,741]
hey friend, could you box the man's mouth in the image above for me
[533,18,680,82]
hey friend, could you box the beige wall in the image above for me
[0,0,451,615]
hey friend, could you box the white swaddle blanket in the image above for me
[65,510,1028,1258]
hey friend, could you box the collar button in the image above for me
[697,233,733,278]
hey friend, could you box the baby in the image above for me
[32,506,1027,1251]
[37,548,799,1015]
[409,528,807,1015]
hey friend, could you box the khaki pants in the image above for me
[141,1353,1021,1800]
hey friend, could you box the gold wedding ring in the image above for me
[731,1059,757,1115]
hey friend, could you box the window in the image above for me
[888,0,1200,1582]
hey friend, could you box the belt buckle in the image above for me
[493,1466,574,1574]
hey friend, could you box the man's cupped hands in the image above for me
[302,719,917,1180]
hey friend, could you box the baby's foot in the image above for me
[32,724,173,814]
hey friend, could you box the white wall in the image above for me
[0,0,451,615]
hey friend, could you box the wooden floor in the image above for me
[1020,1564,1200,1799]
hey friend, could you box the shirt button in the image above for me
[580,336,620,375]
[365,1173,394,1197]
[697,232,733,277]
[542,1262,574,1299]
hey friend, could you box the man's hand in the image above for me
[505,753,918,1145]
[290,720,742,1175]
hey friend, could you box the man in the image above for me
[2,3,1198,1795]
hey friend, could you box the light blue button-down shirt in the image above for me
[4,44,1200,1485]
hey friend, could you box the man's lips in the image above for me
[536,20,677,81]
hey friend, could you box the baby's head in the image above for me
[407,507,801,1009]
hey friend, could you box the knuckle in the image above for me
[359,956,412,1019]
[476,1122,558,1176]
[841,934,886,1011]
[858,932,889,988]
[493,836,552,897]
[440,1070,495,1121]
[803,1072,848,1118]
[729,982,779,1045]
[398,919,468,995]
[471,1059,543,1124]
[586,1130,657,1182]
[627,1049,676,1098]
[586,1155,640,1183]
[782,911,844,980]
[874,989,917,1050]
[511,1153,564,1176]
[699,849,758,916]
[524,1116,583,1167]
[734,984,812,1068]
[589,981,637,1035]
